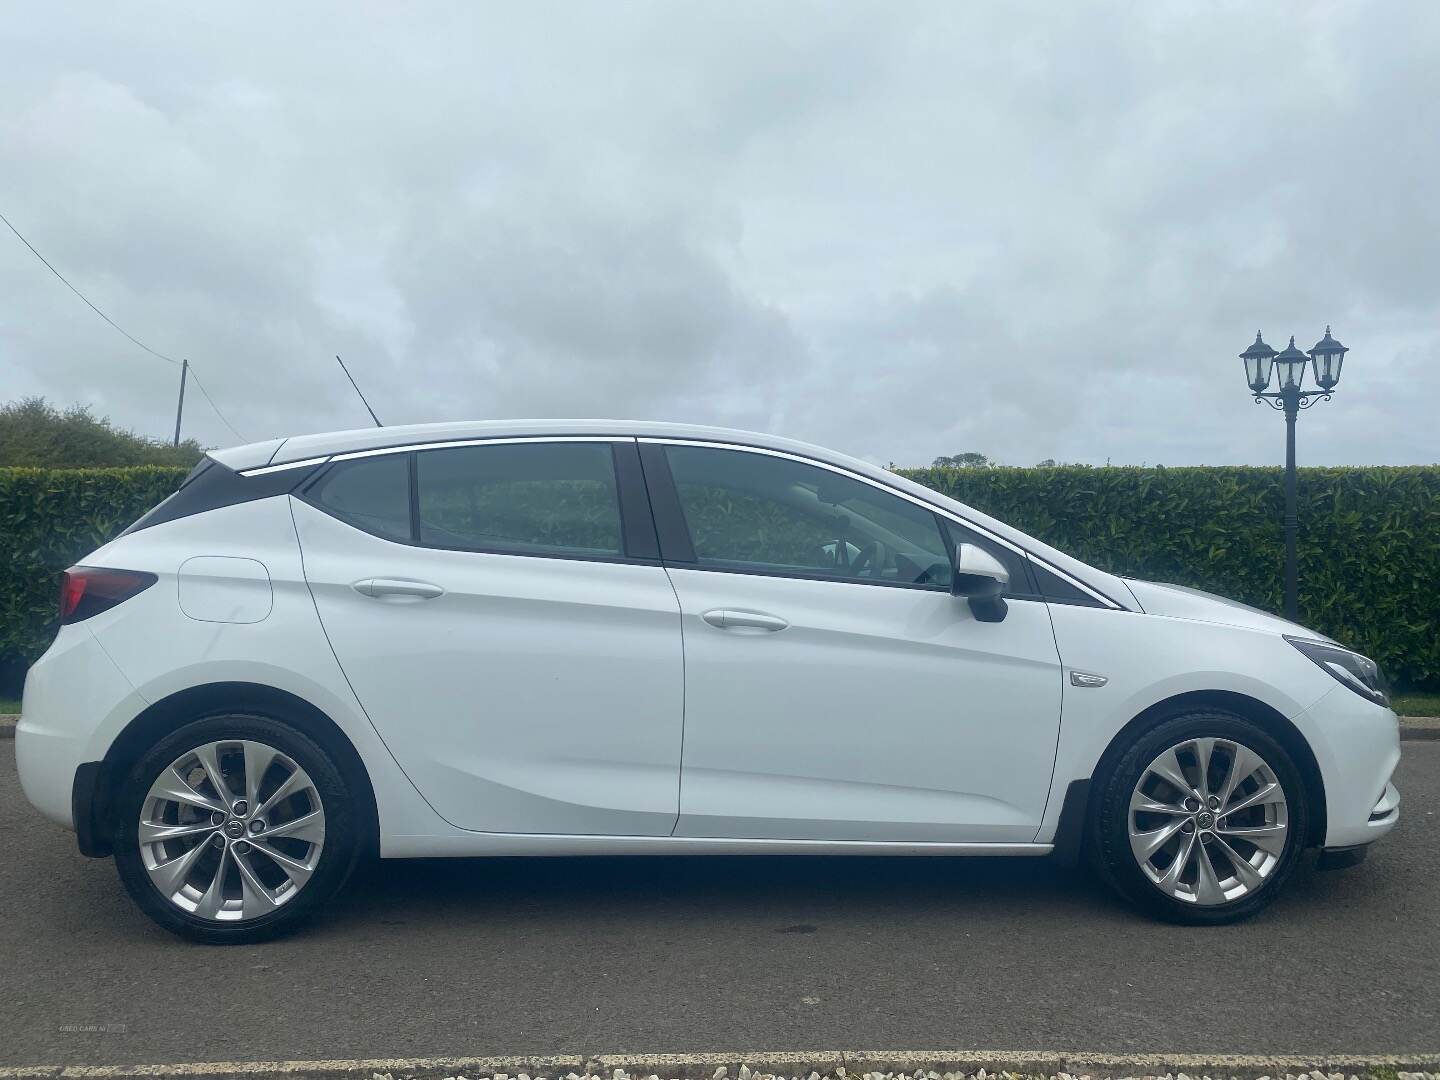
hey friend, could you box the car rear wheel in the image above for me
[113,713,362,944]
[1091,710,1310,924]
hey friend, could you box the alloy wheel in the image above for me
[1128,737,1289,905]
[138,739,326,922]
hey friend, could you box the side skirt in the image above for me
[380,834,1057,859]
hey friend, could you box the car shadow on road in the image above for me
[317,845,1378,940]
[329,851,1120,929]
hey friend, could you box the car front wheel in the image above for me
[112,713,362,944]
[1091,710,1310,924]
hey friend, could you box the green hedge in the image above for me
[2,464,1437,693]
[0,467,187,690]
[897,465,1440,690]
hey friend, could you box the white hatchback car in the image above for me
[17,421,1400,942]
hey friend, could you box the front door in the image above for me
[645,441,1064,843]
[293,438,684,836]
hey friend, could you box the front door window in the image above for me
[662,444,952,589]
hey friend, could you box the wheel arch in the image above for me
[91,681,379,859]
[1051,688,1327,865]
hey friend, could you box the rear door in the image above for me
[292,437,684,836]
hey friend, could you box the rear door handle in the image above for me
[353,578,445,600]
[701,609,788,632]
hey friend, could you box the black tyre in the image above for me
[112,713,363,944]
[1090,709,1310,924]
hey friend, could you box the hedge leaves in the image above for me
[2,463,1436,691]
[0,467,187,685]
[902,464,1440,689]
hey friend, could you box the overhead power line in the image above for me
[0,207,246,442]
[0,209,180,367]
[187,366,245,442]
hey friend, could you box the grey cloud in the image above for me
[1,2,1436,465]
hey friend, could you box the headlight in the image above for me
[1285,635,1391,707]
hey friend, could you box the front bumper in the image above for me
[1316,780,1399,869]
[1317,843,1368,870]
[1319,777,1393,869]
[1297,683,1401,850]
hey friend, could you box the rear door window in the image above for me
[415,441,624,559]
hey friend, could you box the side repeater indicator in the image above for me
[1070,671,1109,688]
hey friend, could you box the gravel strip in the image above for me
[366,1068,1440,1080]
[3,1064,1438,1080]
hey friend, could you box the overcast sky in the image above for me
[2,2,1437,467]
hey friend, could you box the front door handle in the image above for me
[701,609,788,632]
[353,578,445,600]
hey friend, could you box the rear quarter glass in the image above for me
[122,458,324,535]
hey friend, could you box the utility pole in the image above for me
[173,358,189,447]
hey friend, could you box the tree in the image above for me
[0,397,205,467]
[931,451,991,468]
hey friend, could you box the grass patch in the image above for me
[1393,692,1440,717]
[0,697,18,715]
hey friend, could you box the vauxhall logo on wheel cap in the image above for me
[1196,810,1216,830]
[225,820,245,838]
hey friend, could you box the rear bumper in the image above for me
[16,624,143,837]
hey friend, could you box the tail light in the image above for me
[59,567,158,624]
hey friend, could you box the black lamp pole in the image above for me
[1239,328,1349,621]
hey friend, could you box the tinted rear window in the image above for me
[306,455,412,542]
[415,442,623,558]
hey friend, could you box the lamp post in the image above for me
[1239,327,1348,621]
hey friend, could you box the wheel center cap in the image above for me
[225,820,245,838]
[1196,810,1216,830]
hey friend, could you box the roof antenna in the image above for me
[335,354,383,427]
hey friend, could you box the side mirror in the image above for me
[951,543,1009,623]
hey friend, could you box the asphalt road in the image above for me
[1,742,1436,1068]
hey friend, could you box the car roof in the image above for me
[210,419,855,473]
[208,418,1135,608]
